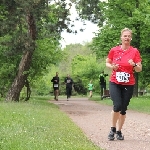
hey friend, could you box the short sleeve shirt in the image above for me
[65,77,73,88]
[88,83,93,91]
[52,76,59,88]
[107,45,142,85]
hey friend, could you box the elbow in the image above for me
[106,63,110,68]
[136,69,142,72]
[135,67,142,72]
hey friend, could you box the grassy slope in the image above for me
[0,96,101,150]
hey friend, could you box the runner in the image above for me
[51,72,59,101]
[64,74,74,100]
[99,71,108,99]
[88,80,94,98]
[106,28,142,140]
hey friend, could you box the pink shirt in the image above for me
[107,45,142,85]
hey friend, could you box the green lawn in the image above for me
[0,96,101,150]
[91,95,150,114]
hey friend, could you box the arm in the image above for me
[128,50,142,72]
[128,60,142,72]
[106,58,119,70]
[134,62,142,72]
[51,77,54,82]
[57,77,59,83]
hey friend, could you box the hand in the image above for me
[112,64,119,70]
[128,59,135,66]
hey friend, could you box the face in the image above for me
[121,31,132,45]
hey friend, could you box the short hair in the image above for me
[121,28,132,36]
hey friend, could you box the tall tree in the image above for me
[83,0,150,96]
[1,0,72,101]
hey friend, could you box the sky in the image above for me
[60,2,99,48]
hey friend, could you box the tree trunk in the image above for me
[25,79,31,101]
[5,12,36,101]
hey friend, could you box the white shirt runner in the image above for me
[116,72,130,83]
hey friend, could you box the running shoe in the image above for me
[108,130,115,140]
[116,131,124,140]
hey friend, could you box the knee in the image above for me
[113,105,127,115]
[113,105,121,112]
[120,107,127,115]
[120,110,126,115]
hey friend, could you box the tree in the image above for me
[72,54,110,94]
[83,0,150,96]
[1,0,73,101]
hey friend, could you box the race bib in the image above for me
[54,84,58,87]
[67,79,71,83]
[116,72,130,83]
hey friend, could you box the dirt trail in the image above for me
[50,97,150,150]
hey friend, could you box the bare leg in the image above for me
[55,89,59,100]
[54,90,58,100]
[108,110,120,140]
[89,91,92,97]
[117,114,126,131]
[54,90,56,100]
[90,91,92,97]
[115,114,125,140]
[111,110,120,127]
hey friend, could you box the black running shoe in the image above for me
[108,130,115,140]
[116,131,124,140]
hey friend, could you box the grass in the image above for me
[0,96,101,150]
[91,95,150,114]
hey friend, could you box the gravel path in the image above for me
[50,97,150,150]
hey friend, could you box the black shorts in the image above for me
[100,84,106,89]
[109,82,134,112]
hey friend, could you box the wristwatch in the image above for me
[133,63,137,67]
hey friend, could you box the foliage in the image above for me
[87,0,150,90]
[74,0,104,25]
[0,0,75,99]
[33,43,109,96]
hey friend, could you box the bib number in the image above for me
[54,84,58,87]
[67,79,71,83]
[116,72,130,83]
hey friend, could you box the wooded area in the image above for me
[1,0,150,101]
